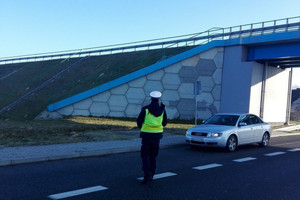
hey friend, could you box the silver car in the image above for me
[185,113,272,151]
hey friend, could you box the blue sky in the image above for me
[0,0,299,87]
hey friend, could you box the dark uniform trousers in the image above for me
[141,137,160,179]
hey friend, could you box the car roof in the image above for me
[214,113,262,118]
[215,113,245,116]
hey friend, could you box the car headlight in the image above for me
[186,130,191,136]
[209,133,222,137]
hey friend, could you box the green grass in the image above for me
[0,46,194,120]
[0,116,196,147]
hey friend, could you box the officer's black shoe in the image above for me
[140,177,153,184]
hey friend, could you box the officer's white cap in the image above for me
[150,91,162,98]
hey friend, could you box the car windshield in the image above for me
[204,115,239,126]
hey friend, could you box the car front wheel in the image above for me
[226,135,237,152]
[259,132,270,147]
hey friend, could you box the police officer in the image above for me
[137,91,167,184]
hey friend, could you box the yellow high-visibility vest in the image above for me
[141,109,164,133]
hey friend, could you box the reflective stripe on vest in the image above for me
[141,109,164,133]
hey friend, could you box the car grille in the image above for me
[191,132,207,137]
[190,141,218,145]
[191,141,205,145]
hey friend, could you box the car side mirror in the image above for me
[239,122,247,126]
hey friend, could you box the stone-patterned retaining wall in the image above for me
[39,47,224,120]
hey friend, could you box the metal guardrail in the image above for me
[1,16,299,65]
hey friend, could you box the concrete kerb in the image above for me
[1,133,299,167]
[0,136,186,167]
[271,131,300,138]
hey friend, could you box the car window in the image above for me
[250,115,263,124]
[239,115,263,125]
[205,115,239,126]
[239,115,253,125]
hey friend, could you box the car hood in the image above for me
[188,124,235,133]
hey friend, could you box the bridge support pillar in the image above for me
[260,61,268,119]
[285,68,293,124]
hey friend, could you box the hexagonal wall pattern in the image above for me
[73,99,92,110]
[108,95,128,112]
[181,55,199,67]
[164,62,182,73]
[144,80,164,95]
[214,51,224,69]
[125,104,142,117]
[161,90,180,107]
[147,69,164,80]
[142,98,152,107]
[213,69,222,85]
[50,47,224,120]
[128,76,147,88]
[197,76,215,92]
[92,90,111,102]
[109,111,124,117]
[111,84,129,95]
[126,88,146,104]
[199,48,218,59]
[161,90,180,101]
[179,66,198,83]
[209,104,218,115]
[212,85,222,101]
[214,101,221,111]
[177,99,196,120]
[197,110,213,120]
[161,73,181,90]
[90,102,110,116]
[178,82,194,99]
[197,92,214,105]
[167,107,179,119]
[72,109,90,116]
[196,59,216,76]
[57,105,74,115]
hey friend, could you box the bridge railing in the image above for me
[0,16,299,65]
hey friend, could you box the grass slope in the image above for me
[0,47,193,120]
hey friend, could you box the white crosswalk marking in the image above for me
[233,157,257,162]
[264,152,286,156]
[288,148,300,152]
[48,186,108,199]
[137,172,177,180]
[193,163,223,170]
[48,147,297,199]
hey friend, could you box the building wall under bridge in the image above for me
[260,66,291,123]
[220,45,291,123]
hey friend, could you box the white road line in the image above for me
[288,148,300,152]
[233,157,257,162]
[137,172,177,181]
[48,185,108,200]
[264,152,286,156]
[193,163,223,170]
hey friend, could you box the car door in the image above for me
[237,114,254,144]
[250,115,265,142]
